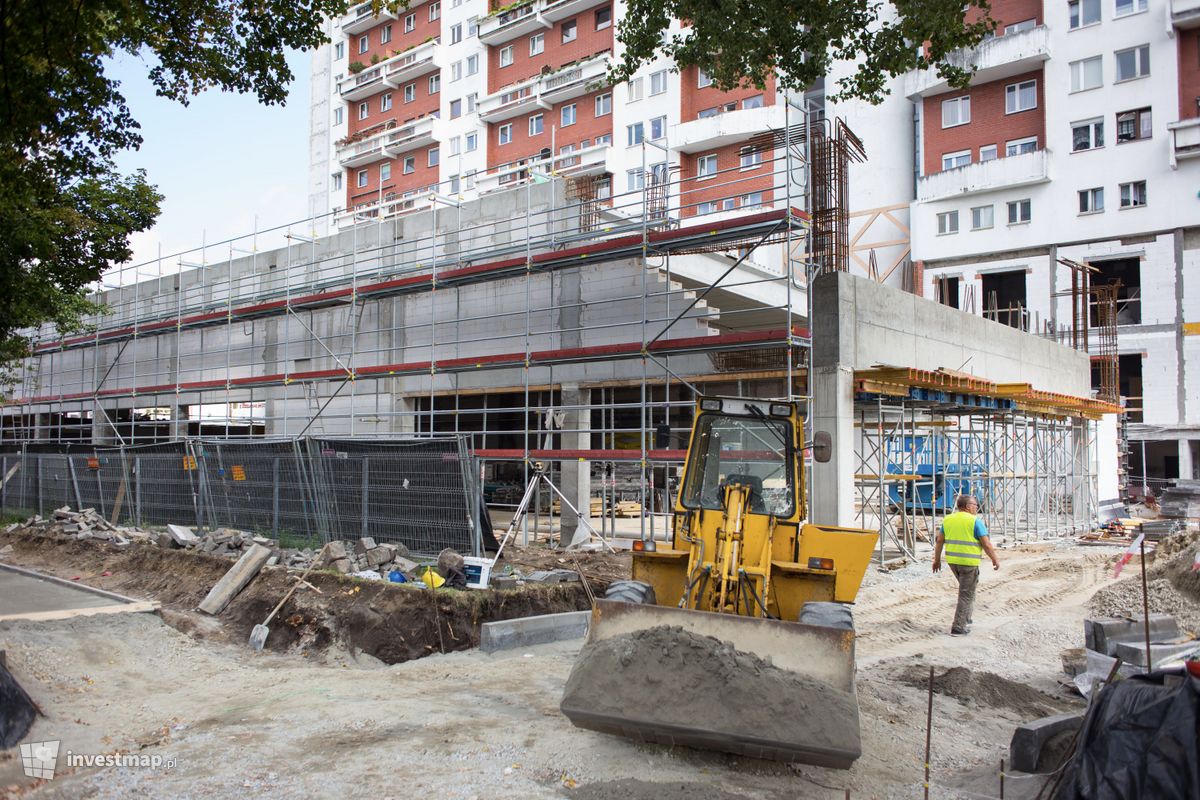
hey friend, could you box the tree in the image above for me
[0,0,345,378]
[612,0,995,102]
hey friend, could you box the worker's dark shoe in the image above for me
[950,627,970,636]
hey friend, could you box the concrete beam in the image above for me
[479,610,591,653]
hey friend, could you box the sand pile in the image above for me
[1089,530,1200,634]
[897,664,1078,719]
[561,625,858,753]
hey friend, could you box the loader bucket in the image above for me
[560,600,862,769]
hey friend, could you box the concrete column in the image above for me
[391,393,417,435]
[809,365,855,526]
[168,405,188,441]
[91,407,119,445]
[558,385,591,546]
[1180,439,1196,481]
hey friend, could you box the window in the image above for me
[1070,56,1103,92]
[595,6,611,29]
[428,147,439,166]
[530,32,544,56]
[649,115,666,139]
[465,132,478,151]
[404,13,415,32]
[449,174,460,194]
[466,54,479,75]
[936,211,959,235]
[697,68,713,88]
[450,98,462,118]
[1119,180,1147,208]
[451,61,462,81]
[627,122,644,145]
[381,24,393,44]
[1072,119,1104,151]
[698,201,718,215]
[1005,18,1036,34]
[529,113,544,135]
[1079,187,1104,214]
[358,35,369,54]
[1006,136,1037,156]
[979,144,997,161]
[499,45,513,67]
[357,169,368,188]
[697,107,719,119]
[404,84,415,103]
[358,101,369,120]
[561,104,577,126]
[380,93,393,112]
[449,135,461,156]
[468,17,478,36]
[942,150,971,170]
[742,94,764,109]
[332,172,343,191]
[941,96,970,127]
[380,162,392,182]
[450,23,462,44]
[403,156,415,174]
[333,106,344,125]
[741,192,763,209]
[697,153,718,178]
[627,78,643,101]
[1115,0,1147,16]
[498,123,512,145]
[971,205,993,230]
[1117,107,1152,142]
[562,19,577,42]
[650,70,669,95]
[627,168,645,191]
[595,93,612,116]
[335,42,345,60]
[740,146,762,169]
[595,133,613,146]
[467,93,478,112]
[429,1,440,20]
[720,198,736,211]
[1069,0,1101,28]
[1007,199,1031,224]
[1005,80,1037,113]
[428,74,440,94]
[1115,45,1150,82]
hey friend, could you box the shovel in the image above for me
[249,543,328,652]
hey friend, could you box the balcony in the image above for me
[905,25,1051,99]
[479,52,610,122]
[916,149,1049,202]
[1169,118,1200,166]
[1172,0,1200,27]
[478,2,550,45]
[338,64,388,102]
[383,38,441,88]
[341,1,397,35]
[336,185,439,228]
[476,143,617,193]
[540,0,610,22]
[382,114,443,156]
[671,105,788,154]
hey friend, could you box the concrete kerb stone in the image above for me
[1008,712,1084,773]
[1113,640,1200,668]
[1084,615,1179,656]
[480,610,591,654]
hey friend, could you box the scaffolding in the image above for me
[3,98,858,544]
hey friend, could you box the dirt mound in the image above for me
[561,625,859,755]
[1089,531,1200,634]
[897,664,1077,719]
[0,530,588,664]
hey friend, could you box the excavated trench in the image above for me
[0,530,592,664]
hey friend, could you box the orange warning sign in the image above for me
[182,455,197,471]
[231,465,246,481]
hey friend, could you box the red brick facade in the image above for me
[347,2,441,77]
[487,90,614,167]
[965,0,1042,29]
[921,69,1045,175]
[679,67,776,122]
[348,146,442,209]
[486,11,613,93]
[1180,29,1200,121]
[678,141,775,217]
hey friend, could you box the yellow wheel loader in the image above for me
[560,397,878,769]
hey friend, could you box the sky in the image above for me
[105,49,315,280]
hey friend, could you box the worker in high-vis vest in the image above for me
[932,494,1000,635]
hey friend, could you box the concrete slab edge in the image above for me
[480,610,591,654]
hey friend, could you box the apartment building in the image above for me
[907,0,1200,486]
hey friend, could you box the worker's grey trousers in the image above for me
[949,564,979,631]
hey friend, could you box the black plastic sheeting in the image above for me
[0,662,39,748]
[1054,672,1200,800]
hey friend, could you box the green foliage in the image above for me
[349,60,368,73]
[612,0,995,103]
[0,0,346,381]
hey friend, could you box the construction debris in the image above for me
[1159,479,1200,519]
[197,544,273,615]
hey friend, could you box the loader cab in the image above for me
[678,397,801,522]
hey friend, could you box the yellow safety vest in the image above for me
[943,511,982,567]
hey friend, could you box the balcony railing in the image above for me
[671,105,788,154]
[478,52,610,122]
[916,149,1049,202]
[342,1,397,35]
[336,184,439,227]
[1169,118,1200,167]
[383,38,441,86]
[1172,0,1200,27]
[478,2,550,44]
[476,143,616,193]
[905,25,1051,98]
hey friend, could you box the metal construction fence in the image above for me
[0,436,487,557]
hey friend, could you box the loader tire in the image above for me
[604,580,657,606]
[800,601,854,632]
